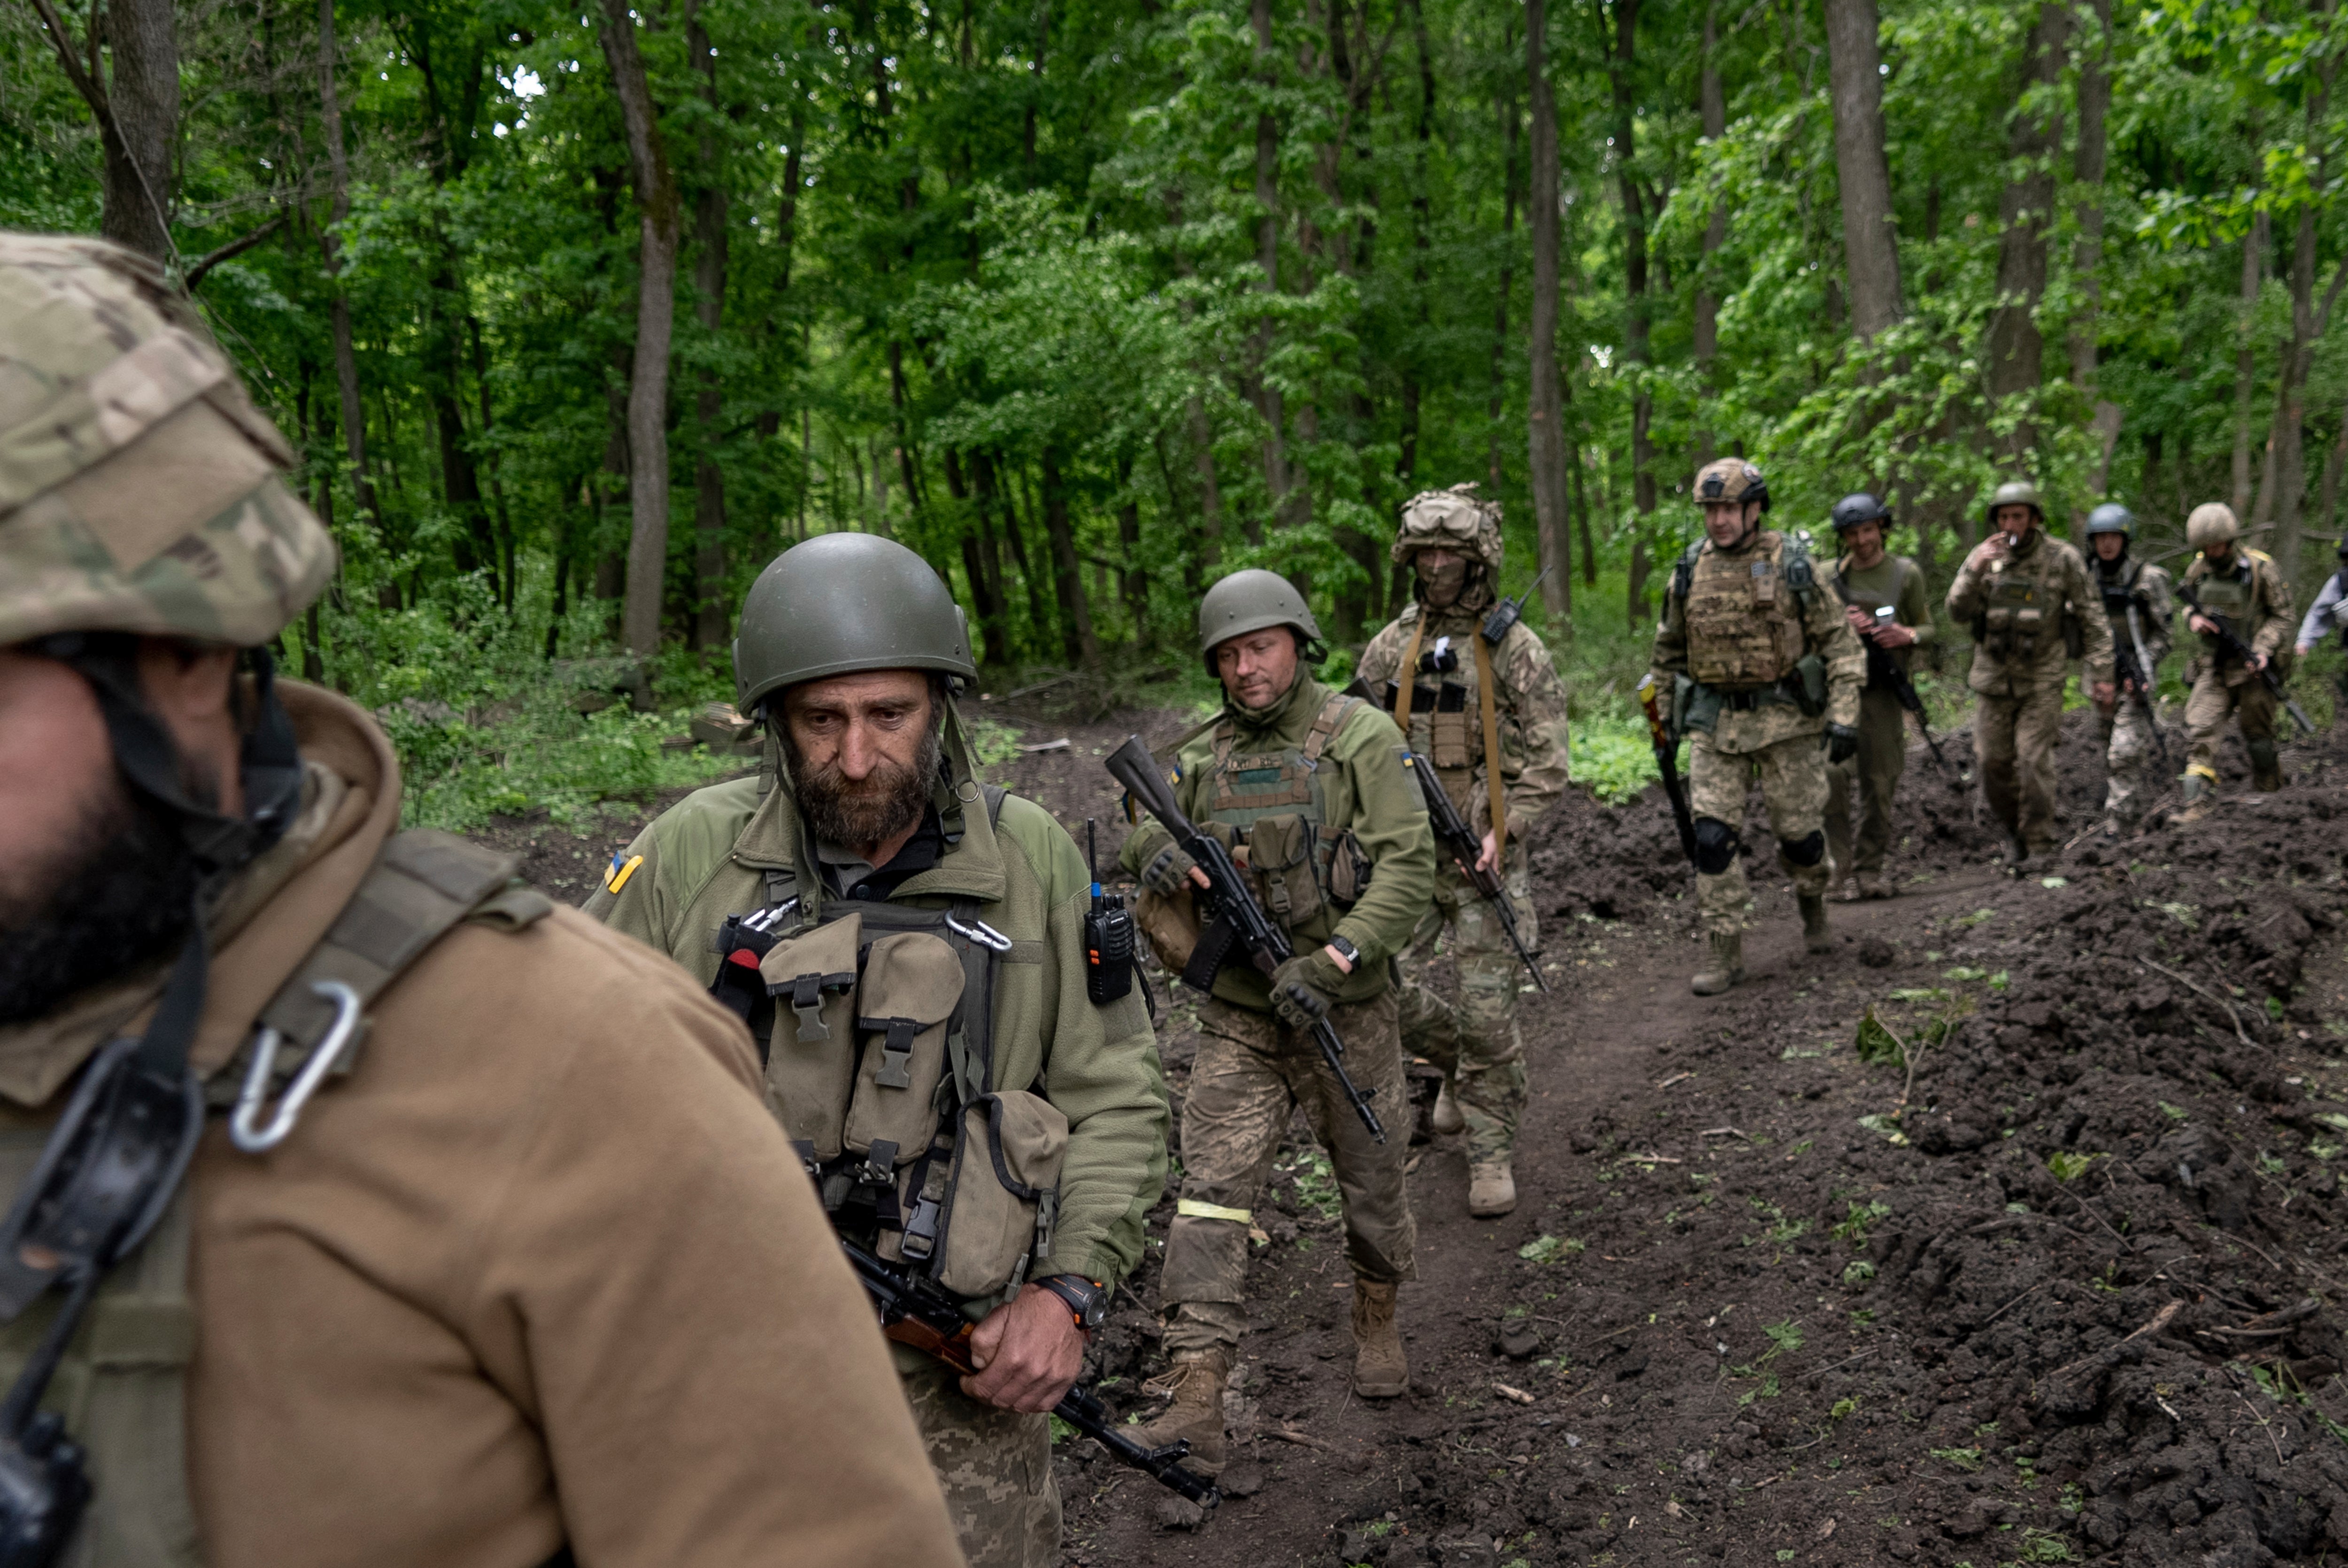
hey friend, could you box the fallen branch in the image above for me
[2040,1299,2183,1385]
[2137,958,2253,1046]
[1493,1383,1537,1405]
[1977,1282,2046,1330]
[1622,1152,1682,1165]
[1263,1426,1334,1451]
[1699,1126,1749,1141]
[1655,1071,1694,1090]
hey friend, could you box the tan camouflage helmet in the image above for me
[1692,458,1770,513]
[0,231,335,650]
[1981,480,2046,525]
[2186,501,2240,549]
[1392,483,1505,568]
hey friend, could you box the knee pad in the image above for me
[1692,816,1741,876]
[1779,830,1827,868]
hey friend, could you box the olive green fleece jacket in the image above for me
[587,725,1168,1297]
[1117,672,1436,1013]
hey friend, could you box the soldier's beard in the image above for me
[788,726,942,853]
[0,778,201,1026]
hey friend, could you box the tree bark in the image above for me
[1249,0,1287,538]
[2233,212,2269,521]
[600,0,684,658]
[1038,448,1099,670]
[1487,19,1521,490]
[26,0,173,261]
[689,15,729,648]
[315,0,378,533]
[1527,0,1573,625]
[2070,0,2122,492]
[1607,0,1655,519]
[1822,0,1901,341]
[1984,0,2069,452]
[2248,25,2337,586]
[1693,0,1727,459]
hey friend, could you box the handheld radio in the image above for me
[1082,818,1135,1005]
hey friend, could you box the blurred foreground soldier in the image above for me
[1649,460,1864,995]
[1819,492,1935,900]
[2177,503,2295,821]
[594,534,1167,1567]
[0,234,960,1567]
[1945,482,2114,866]
[1119,571,1433,1467]
[1357,484,1570,1218]
[2293,538,2348,709]
[2083,503,2174,833]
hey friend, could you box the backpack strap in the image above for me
[1780,532,1818,615]
[1302,691,1359,769]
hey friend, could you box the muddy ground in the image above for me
[480,693,2348,1568]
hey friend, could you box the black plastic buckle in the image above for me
[864,1018,921,1089]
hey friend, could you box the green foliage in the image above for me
[1856,1007,1907,1067]
[1832,1200,1894,1246]
[2047,1151,2106,1183]
[1518,1234,1585,1265]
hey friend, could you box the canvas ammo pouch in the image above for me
[1978,570,2048,659]
[932,1092,1069,1299]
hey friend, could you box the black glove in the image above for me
[1823,723,1860,765]
[1270,950,1344,1030]
[1139,842,1199,897]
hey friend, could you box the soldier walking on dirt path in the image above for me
[0,232,964,1568]
[2177,502,2297,822]
[1356,485,1571,1220]
[1819,492,1936,902]
[1648,460,1866,996]
[1944,481,2116,867]
[1118,570,1435,1474]
[594,532,1169,1568]
[2083,503,2175,835]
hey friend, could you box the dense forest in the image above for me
[2,0,2342,816]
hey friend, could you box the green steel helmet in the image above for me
[733,532,977,712]
[2084,503,2136,539]
[1392,483,1505,568]
[1829,492,1892,533]
[1197,569,1323,674]
[1982,480,2046,525]
[0,231,335,649]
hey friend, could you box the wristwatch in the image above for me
[1326,935,1361,970]
[1036,1274,1109,1333]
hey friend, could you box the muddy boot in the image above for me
[2174,774,2211,824]
[1431,1079,1465,1137]
[2001,831,2030,872]
[1854,869,1890,901]
[1691,933,1745,996]
[1350,1281,1409,1398]
[1799,894,1832,953]
[1128,1351,1229,1477]
[1468,1161,1517,1218]
[2248,737,2285,793]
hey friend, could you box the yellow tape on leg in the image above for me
[1175,1199,1252,1223]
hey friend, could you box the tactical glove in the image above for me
[1139,842,1200,897]
[1823,723,1860,765]
[1270,950,1345,1030]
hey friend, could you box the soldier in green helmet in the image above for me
[1356,484,1571,1218]
[1118,568,1434,1474]
[594,531,1168,1568]
[1945,481,2115,865]
[0,233,961,1567]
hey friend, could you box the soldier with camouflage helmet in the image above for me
[2176,502,2297,820]
[2082,502,2175,833]
[1945,481,2116,864]
[594,531,1169,1568]
[1649,459,1867,995]
[1355,484,1570,1218]
[0,232,962,1566]
[1117,568,1433,1474]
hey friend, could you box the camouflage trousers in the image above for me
[1973,682,2066,852]
[2098,698,2168,826]
[898,1355,1059,1568]
[1689,732,1830,939]
[1823,688,1908,878]
[1395,846,1537,1166]
[2184,666,2278,784]
[1159,992,1415,1360]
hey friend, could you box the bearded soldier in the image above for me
[1945,482,2116,865]
[1355,485,1570,1218]
[2176,502,2296,820]
[1818,492,1936,901]
[1649,460,1866,994]
[0,234,961,1566]
[594,534,1168,1568]
[2082,502,2174,833]
[1117,571,1434,1471]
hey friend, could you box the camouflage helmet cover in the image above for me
[1692,458,1770,514]
[1982,480,2046,524]
[2186,502,2240,549]
[1391,483,1504,568]
[0,232,335,649]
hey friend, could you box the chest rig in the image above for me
[2190,553,2258,634]
[1674,532,1817,691]
[1189,693,1374,955]
[2094,556,2146,621]
[705,790,1067,1308]
[1971,543,2081,660]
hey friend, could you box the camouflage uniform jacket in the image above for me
[2090,554,2174,680]
[1649,529,1866,754]
[1945,530,2116,699]
[2179,547,2295,685]
[1356,603,1572,836]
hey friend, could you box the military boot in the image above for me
[1799,894,1832,953]
[1128,1351,1229,1477]
[1691,933,1745,996]
[2175,773,2211,824]
[1431,1079,1465,1137]
[1855,870,1891,901]
[2248,738,2285,793]
[1350,1281,1409,1398]
[1468,1161,1517,1218]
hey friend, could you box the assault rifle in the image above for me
[1635,673,1700,869]
[2177,582,2316,735]
[2116,605,2171,772]
[1105,735,1386,1141]
[1831,590,1948,770]
[841,1237,1221,1507]
[1398,751,1545,992]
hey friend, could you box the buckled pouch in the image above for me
[758,912,864,1161]
[1317,826,1373,908]
[934,1091,1071,1301]
[1792,653,1827,717]
[842,932,966,1179]
[1244,813,1322,930]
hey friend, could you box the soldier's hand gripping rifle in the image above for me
[1399,751,1545,992]
[2117,605,2171,772]
[2177,582,2317,735]
[841,1236,1221,1507]
[1833,590,1949,770]
[1636,673,1700,869]
[1105,735,1386,1142]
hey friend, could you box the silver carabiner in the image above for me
[946,913,1014,953]
[230,980,362,1155]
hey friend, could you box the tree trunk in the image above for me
[1984,0,2069,453]
[1822,0,1901,340]
[1038,448,1099,670]
[1608,0,1655,517]
[1249,0,1287,538]
[943,449,1009,667]
[689,16,729,648]
[2067,0,2111,396]
[1487,24,1521,489]
[600,0,683,659]
[2233,212,2269,521]
[1693,0,1727,459]
[315,0,378,533]
[103,0,178,260]
[1526,0,1573,626]
[2318,395,2348,541]
[2248,29,2336,585]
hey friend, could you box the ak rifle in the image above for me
[1636,673,1700,869]
[1830,587,1949,770]
[2177,582,2316,736]
[1399,750,1545,992]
